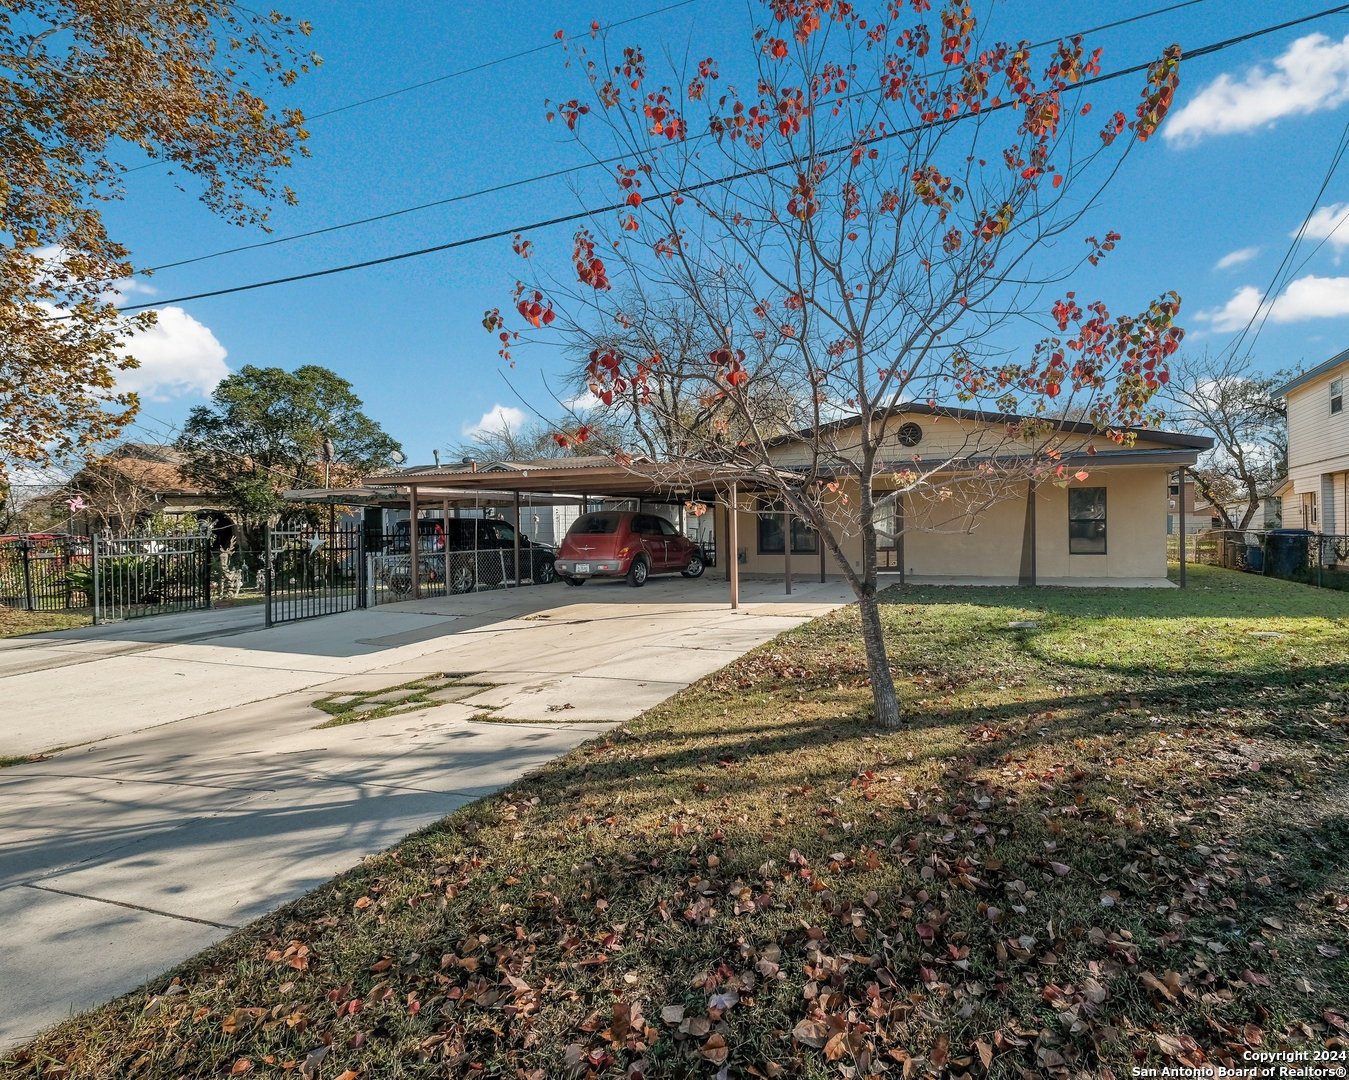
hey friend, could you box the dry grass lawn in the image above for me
[5,564,1349,1080]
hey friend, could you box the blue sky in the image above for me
[100,1,1349,465]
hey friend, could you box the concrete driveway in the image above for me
[0,575,851,1047]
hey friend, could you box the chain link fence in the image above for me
[1177,528,1349,590]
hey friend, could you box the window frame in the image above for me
[755,497,819,554]
[1332,377,1344,415]
[1067,486,1107,556]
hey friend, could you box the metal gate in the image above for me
[264,525,365,627]
[92,532,212,623]
[0,536,92,611]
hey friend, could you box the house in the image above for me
[1273,350,1349,534]
[745,406,1211,586]
[65,444,234,535]
[366,408,1211,589]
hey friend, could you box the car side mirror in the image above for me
[520,534,528,543]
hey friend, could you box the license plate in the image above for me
[575,563,590,573]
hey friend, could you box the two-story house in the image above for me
[1274,349,1349,534]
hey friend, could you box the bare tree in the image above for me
[1165,352,1287,530]
[487,3,1186,727]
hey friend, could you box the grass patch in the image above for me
[311,674,497,729]
[9,563,1349,1079]
[0,606,90,637]
[0,751,57,768]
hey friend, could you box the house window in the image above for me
[1334,378,1344,415]
[1068,487,1107,555]
[756,497,818,554]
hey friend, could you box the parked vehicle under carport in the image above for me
[390,518,557,593]
[554,511,705,587]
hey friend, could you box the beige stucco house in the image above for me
[728,406,1212,586]
[1273,350,1349,534]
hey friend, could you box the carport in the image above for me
[361,456,824,608]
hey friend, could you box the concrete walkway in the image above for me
[0,576,852,1047]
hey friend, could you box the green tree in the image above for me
[177,365,401,545]
[0,1,318,480]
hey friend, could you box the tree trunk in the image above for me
[857,588,900,729]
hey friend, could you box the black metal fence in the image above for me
[1183,528,1349,590]
[0,536,92,611]
[1,532,213,620]
[91,532,213,622]
[264,525,365,627]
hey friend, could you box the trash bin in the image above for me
[1244,540,1264,573]
[1266,529,1311,578]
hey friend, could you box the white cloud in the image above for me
[463,404,528,437]
[1198,275,1349,331]
[1303,202,1349,251]
[562,389,603,412]
[1164,32,1349,146]
[1215,247,1259,270]
[115,306,229,402]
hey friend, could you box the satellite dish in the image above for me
[390,450,406,465]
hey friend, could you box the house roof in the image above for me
[1271,347,1349,398]
[764,403,1214,450]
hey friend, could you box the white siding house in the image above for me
[1274,349,1349,534]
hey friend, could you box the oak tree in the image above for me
[176,365,400,547]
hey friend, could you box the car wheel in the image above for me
[537,558,557,584]
[450,565,475,594]
[627,556,649,587]
[681,553,705,578]
[564,575,586,586]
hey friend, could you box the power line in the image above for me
[306,0,700,122]
[1225,113,1349,362]
[143,0,1216,275]
[125,1,701,175]
[106,2,1349,316]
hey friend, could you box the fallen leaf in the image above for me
[930,1033,949,1068]
[1050,862,1071,876]
[231,1061,252,1075]
[702,1034,728,1064]
[299,1045,329,1079]
[1262,916,1284,930]
[661,1005,685,1025]
[1241,969,1271,988]
[1155,1034,1185,1058]
[1139,971,1178,1003]
[1318,944,1342,957]
[353,896,372,909]
[975,1039,993,1069]
[792,1019,828,1048]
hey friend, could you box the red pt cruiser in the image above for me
[554,511,705,587]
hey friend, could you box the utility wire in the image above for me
[106,2,1349,316]
[306,0,700,121]
[125,0,701,175]
[143,0,1216,275]
[1225,113,1349,363]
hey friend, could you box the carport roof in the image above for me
[362,456,731,499]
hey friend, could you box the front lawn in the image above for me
[0,606,90,637]
[7,563,1349,1079]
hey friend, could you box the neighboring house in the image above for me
[65,444,234,535]
[1167,473,1210,535]
[1273,351,1349,534]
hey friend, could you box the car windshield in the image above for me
[569,512,622,535]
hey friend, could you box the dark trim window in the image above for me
[1068,487,1106,555]
[756,497,818,554]
[1332,377,1343,415]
